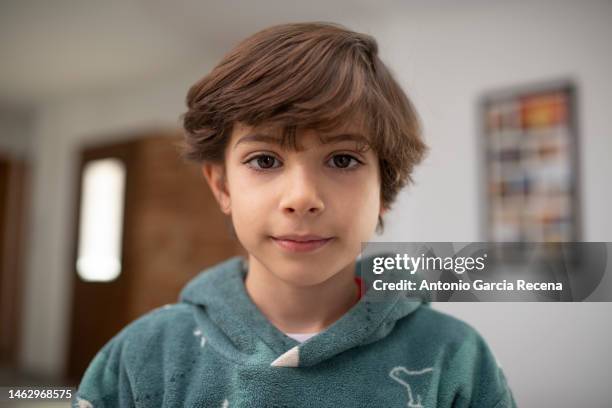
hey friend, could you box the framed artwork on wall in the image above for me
[479,80,581,249]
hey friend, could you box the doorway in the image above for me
[67,132,244,383]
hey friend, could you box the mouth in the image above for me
[270,236,335,253]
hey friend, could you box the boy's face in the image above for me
[202,121,386,287]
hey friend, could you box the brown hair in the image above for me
[181,22,428,234]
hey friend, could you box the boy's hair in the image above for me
[181,22,428,234]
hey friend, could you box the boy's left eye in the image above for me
[328,154,361,170]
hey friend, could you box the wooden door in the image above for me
[0,154,29,368]
[67,132,244,383]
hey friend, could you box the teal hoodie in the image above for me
[74,255,517,407]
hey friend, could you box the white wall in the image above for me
[0,108,33,158]
[374,2,612,406]
[21,1,612,406]
[376,1,612,243]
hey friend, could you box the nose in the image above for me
[279,165,325,217]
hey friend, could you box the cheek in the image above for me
[231,193,261,225]
[335,177,381,231]
[339,174,380,210]
[227,174,271,228]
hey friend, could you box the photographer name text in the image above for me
[372,279,563,292]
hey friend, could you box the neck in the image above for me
[244,255,359,334]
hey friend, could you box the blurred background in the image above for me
[0,0,611,406]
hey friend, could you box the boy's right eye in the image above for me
[244,154,282,171]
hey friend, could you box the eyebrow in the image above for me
[233,132,369,150]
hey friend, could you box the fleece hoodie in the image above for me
[74,255,517,407]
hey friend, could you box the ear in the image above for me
[201,163,231,215]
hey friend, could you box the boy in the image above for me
[74,22,516,407]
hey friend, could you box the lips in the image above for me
[273,234,332,242]
[271,235,334,253]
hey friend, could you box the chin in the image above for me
[272,262,337,287]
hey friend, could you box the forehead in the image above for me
[230,121,372,152]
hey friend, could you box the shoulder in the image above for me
[86,303,197,371]
[393,304,502,366]
[403,306,516,406]
[74,303,197,406]
[124,303,195,336]
[115,303,196,352]
[407,305,484,345]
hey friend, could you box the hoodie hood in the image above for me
[179,255,425,368]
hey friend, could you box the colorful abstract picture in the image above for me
[481,81,580,245]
